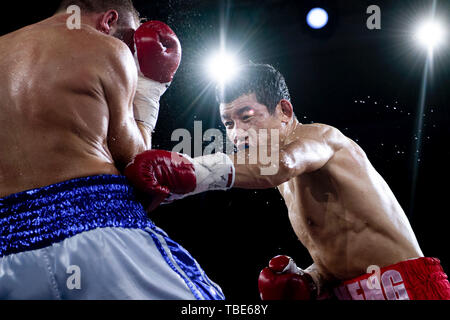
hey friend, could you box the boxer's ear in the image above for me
[278,99,294,123]
[98,10,119,35]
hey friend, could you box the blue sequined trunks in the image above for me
[0,175,224,300]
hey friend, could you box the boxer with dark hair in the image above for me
[56,0,141,53]
[0,1,223,299]
[126,63,450,300]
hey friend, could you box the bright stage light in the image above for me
[206,51,240,84]
[415,20,446,52]
[307,8,329,29]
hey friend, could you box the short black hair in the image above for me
[57,0,140,26]
[216,63,291,114]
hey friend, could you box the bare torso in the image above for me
[277,123,423,281]
[0,16,125,197]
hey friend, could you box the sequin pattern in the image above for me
[0,175,152,257]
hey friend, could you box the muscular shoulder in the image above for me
[93,32,131,59]
[79,30,137,90]
[301,124,371,170]
[294,123,368,160]
[293,123,347,147]
[83,29,136,72]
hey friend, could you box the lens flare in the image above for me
[307,8,329,29]
[415,20,446,52]
[206,51,239,84]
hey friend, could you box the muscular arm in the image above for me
[100,40,151,170]
[232,125,344,189]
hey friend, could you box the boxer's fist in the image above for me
[134,21,181,83]
[124,150,195,211]
[125,150,234,211]
[258,255,317,300]
[132,21,182,131]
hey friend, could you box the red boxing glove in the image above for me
[124,150,195,211]
[125,150,235,211]
[132,21,182,131]
[134,21,181,83]
[258,255,317,300]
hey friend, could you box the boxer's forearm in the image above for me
[232,160,293,189]
[230,148,306,189]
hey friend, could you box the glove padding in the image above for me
[134,21,181,83]
[124,150,195,211]
[258,255,317,300]
[125,150,234,211]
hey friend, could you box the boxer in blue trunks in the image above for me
[0,0,223,300]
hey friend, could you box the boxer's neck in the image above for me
[50,12,115,35]
[282,117,301,146]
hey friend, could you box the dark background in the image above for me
[1,0,449,299]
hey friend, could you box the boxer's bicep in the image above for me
[101,45,148,170]
[232,141,334,188]
[233,127,340,188]
[280,138,335,175]
[280,125,346,175]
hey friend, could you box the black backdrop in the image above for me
[1,0,449,300]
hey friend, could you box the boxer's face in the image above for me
[220,93,292,150]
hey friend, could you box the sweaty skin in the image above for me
[221,94,423,290]
[0,13,150,198]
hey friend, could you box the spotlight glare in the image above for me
[415,20,446,51]
[307,8,329,29]
[206,51,239,84]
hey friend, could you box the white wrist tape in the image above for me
[281,258,302,275]
[189,152,235,194]
[133,74,169,131]
[164,152,235,203]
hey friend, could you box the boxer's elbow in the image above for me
[108,130,148,173]
[277,149,307,181]
[233,150,303,189]
[136,121,152,150]
[252,156,299,188]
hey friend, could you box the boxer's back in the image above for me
[0,16,121,197]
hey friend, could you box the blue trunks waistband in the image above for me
[0,175,153,257]
[0,174,225,300]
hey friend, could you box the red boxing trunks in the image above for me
[333,257,450,300]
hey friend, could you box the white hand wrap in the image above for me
[165,152,235,202]
[133,74,169,131]
[280,258,303,275]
